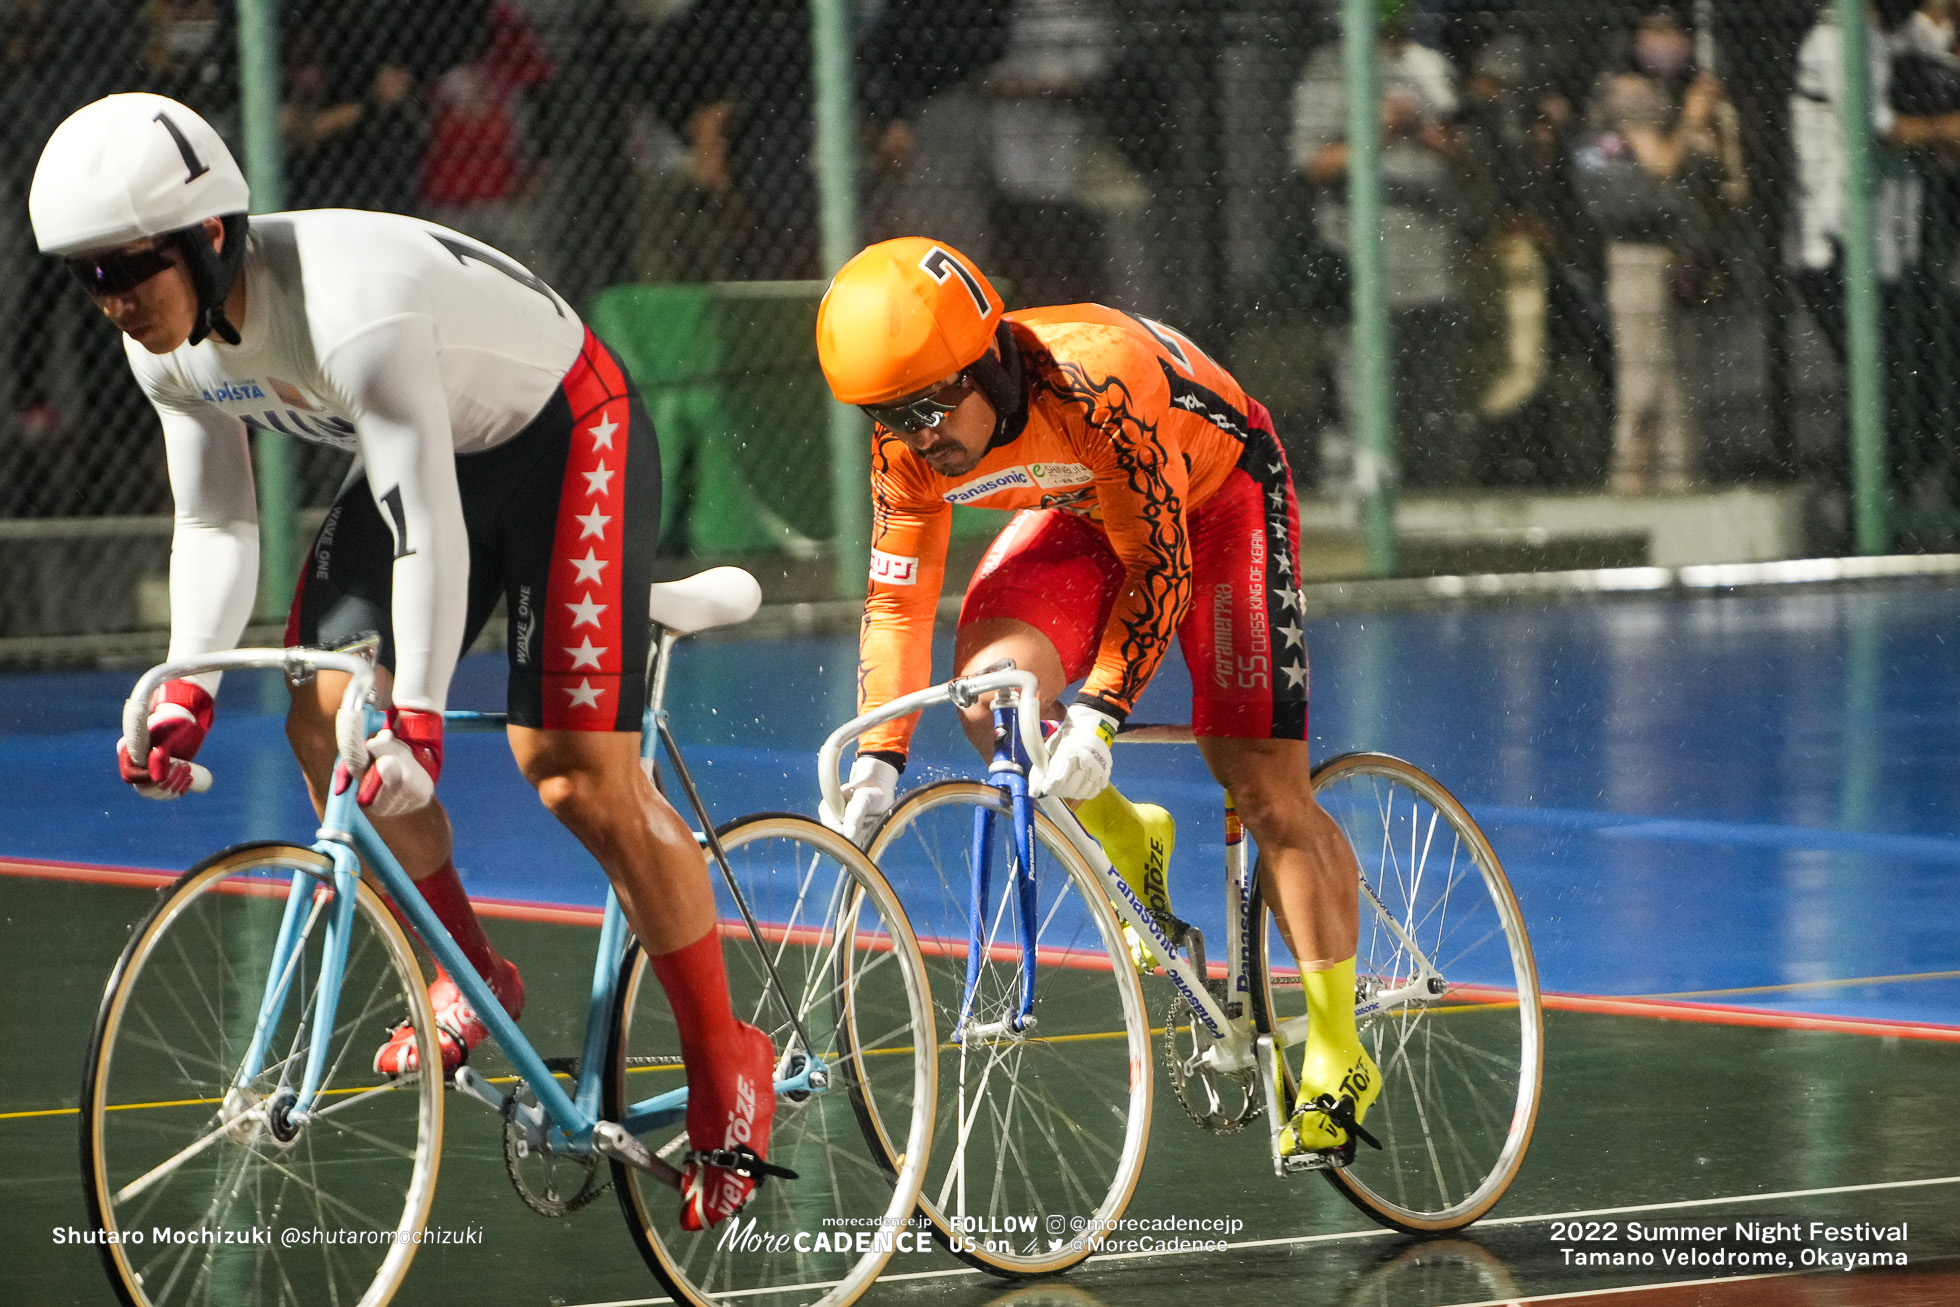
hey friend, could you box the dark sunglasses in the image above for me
[65,243,178,296]
[861,373,973,434]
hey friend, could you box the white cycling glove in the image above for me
[1040,703,1119,801]
[828,755,899,848]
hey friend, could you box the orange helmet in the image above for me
[816,237,1004,406]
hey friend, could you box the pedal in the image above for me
[1279,1139,1357,1174]
[452,1066,511,1116]
[593,1120,684,1190]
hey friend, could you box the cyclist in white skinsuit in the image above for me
[31,92,774,1231]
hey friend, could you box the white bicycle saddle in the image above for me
[648,567,762,635]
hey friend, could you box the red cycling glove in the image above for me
[118,680,214,799]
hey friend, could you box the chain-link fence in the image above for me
[1,1,1953,657]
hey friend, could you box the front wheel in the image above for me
[867,780,1153,1277]
[81,842,444,1307]
[1250,753,1543,1232]
[606,814,936,1307]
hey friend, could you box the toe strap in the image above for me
[1304,1093,1382,1151]
[686,1145,799,1183]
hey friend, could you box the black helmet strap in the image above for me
[976,321,1028,449]
[172,212,250,346]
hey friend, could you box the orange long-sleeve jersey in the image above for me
[858,304,1258,761]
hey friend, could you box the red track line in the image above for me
[10,854,1959,1042]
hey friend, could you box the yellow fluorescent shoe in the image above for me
[1075,787,1176,971]
[1277,1046,1381,1156]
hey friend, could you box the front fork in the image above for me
[232,842,363,1128]
[957,695,1041,1039]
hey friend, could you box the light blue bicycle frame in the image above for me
[221,646,821,1157]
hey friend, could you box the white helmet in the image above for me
[31,93,252,345]
[30,93,248,255]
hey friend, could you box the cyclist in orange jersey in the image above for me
[816,236,1377,1157]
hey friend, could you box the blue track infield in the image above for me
[4,581,1958,1032]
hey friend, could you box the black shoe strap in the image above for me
[1307,1094,1382,1151]
[686,1145,799,1183]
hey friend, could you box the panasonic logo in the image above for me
[943,467,1034,504]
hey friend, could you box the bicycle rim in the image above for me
[82,842,443,1307]
[868,781,1152,1277]
[607,814,935,1307]
[1254,754,1542,1231]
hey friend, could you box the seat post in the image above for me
[640,625,679,779]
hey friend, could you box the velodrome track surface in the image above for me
[4,580,1957,1304]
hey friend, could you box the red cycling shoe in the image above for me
[374,959,525,1076]
[678,1021,779,1230]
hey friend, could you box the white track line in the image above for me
[1437,1270,1795,1307]
[564,1174,1960,1305]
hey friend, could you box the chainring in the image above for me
[502,1084,608,1217]
[1162,990,1261,1135]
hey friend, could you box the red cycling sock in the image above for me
[649,928,739,1066]
[410,861,504,984]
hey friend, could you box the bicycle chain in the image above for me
[1162,989,1262,1136]
[502,1086,609,1217]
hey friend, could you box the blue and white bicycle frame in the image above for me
[818,666,1450,1170]
[122,640,821,1183]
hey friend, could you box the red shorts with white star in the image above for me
[288,327,659,732]
[958,398,1307,740]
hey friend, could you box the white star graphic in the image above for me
[1276,586,1304,613]
[566,593,607,628]
[582,462,615,497]
[1269,462,1285,477]
[575,509,611,540]
[569,548,609,584]
[587,413,619,450]
[1275,551,1294,577]
[1281,662,1308,689]
[564,637,607,669]
[1267,485,1287,509]
[564,678,605,708]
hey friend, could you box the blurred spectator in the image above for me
[420,0,554,269]
[131,0,236,136]
[1291,17,1474,489]
[642,0,819,280]
[1,1,158,516]
[858,0,1011,260]
[1573,7,1741,494]
[1455,35,1612,485]
[984,0,1118,306]
[282,1,428,214]
[1791,0,1960,498]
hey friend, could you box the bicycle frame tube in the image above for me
[1034,783,1239,1048]
[575,890,633,1121]
[305,761,599,1143]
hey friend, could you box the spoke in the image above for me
[112,1106,267,1205]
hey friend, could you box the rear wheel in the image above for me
[1251,753,1542,1231]
[868,780,1152,1276]
[82,842,443,1307]
[607,814,935,1307]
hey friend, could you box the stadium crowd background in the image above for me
[0,1,1954,630]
